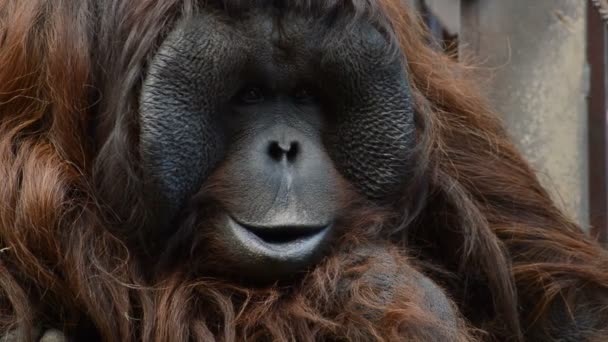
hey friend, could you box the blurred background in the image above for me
[411,0,607,245]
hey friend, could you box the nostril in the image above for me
[286,142,299,162]
[267,141,299,162]
[268,141,284,161]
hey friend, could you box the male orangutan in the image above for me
[0,0,607,341]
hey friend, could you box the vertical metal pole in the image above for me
[588,0,608,243]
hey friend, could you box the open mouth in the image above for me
[227,216,331,261]
[244,224,328,244]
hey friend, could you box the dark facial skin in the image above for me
[139,8,416,280]
[210,85,341,278]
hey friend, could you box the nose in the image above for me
[267,140,300,162]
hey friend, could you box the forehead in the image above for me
[203,6,379,46]
[205,0,378,19]
[229,9,331,55]
[174,7,394,74]
[191,1,394,47]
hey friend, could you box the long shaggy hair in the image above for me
[1,0,607,341]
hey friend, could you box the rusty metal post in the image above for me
[588,0,608,243]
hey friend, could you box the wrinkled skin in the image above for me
[139,10,415,280]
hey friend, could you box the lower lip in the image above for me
[227,218,331,261]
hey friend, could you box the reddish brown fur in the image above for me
[1,0,607,341]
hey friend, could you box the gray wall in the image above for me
[459,1,589,228]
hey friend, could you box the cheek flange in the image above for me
[320,27,416,199]
[139,14,248,228]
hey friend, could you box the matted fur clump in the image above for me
[0,0,607,341]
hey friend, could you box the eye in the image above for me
[237,86,265,104]
[293,86,317,104]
